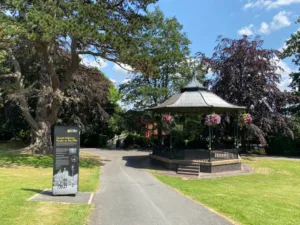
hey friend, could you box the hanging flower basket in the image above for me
[162,114,174,124]
[239,113,253,126]
[205,113,221,127]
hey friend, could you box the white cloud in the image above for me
[244,0,300,10]
[238,24,254,36]
[259,22,270,34]
[275,58,293,91]
[268,0,300,9]
[258,11,291,35]
[244,0,272,9]
[110,78,116,84]
[270,11,291,29]
[113,63,134,75]
[121,78,131,84]
[80,56,107,69]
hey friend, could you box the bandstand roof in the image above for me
[148,74,246,113]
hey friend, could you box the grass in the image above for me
[154,158,300,225]
[0,142,100,225]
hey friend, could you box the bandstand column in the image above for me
[169,113,173,150]
[234,113,239,149]
[209,125,212,162]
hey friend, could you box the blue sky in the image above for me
[82,0,300,91]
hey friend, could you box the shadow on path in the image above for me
[122,155,174,174]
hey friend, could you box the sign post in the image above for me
[52,126,80,196]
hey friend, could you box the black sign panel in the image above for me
[52,126,80,196]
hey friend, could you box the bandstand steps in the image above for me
[177,163,200,176]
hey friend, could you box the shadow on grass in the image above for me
[21,188,44,194]
[0,152,101,168]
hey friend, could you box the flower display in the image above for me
[239,113,253,126]
[205,113,221,126]
[162,114,174,124]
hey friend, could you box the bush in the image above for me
[123,134,152,148]
[81,134,108,148]
[123,134,135,147]
[266,136,300,156]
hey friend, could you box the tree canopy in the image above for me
[283,18,300,115]
[198,36,293,145]
[119,8,204,109]
[0,0,158,153]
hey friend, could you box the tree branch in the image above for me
[78,50,135,73]
[0,73,18,79]
[6,48,39,130]
[48,37,80,124]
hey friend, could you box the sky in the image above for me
[81,0,300,91]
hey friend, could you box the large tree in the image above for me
[198,36,293,145]
[0,0,157,153]
[58,66,116,135]
[119,8,202,109]
[283,18,300,115]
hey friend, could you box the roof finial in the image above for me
[192,71,197,80]
[181,70,207,92]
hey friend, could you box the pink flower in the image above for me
[205,113,221,126]
[239,113,253,126]
[163,114,174,124]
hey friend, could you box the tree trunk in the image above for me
[30,121,52,154]
[4,40,79,155]
[30,66,54,154]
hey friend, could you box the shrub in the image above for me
[266,136,300,156]
[123,134,152,148]
[123,134,135,148]
[81,134,108,148]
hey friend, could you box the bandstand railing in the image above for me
[152,145,239,162]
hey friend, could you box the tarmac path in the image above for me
[83,149,232,225]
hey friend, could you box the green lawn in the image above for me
[154,158,300,225]
[0,142,100,225]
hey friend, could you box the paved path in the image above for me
[83,149,232,225]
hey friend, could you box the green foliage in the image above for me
[107,105,127,136]
[123,134,152,148]
[1,0,158,72]
[266,136,300,156]
[0,0,159,153]
[108,86,121,105]
[0,50,9,73]
[81,134,108,148]
[0,103,30,141]
[119,8,199,109]
[283,18,300,114]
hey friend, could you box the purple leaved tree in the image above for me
[197,36,294,147]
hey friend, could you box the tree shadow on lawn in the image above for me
[0,153,52,168]
[0,152,101,168]
[21,188,44,194]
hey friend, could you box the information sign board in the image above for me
[52,126,80,196]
